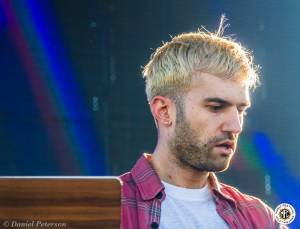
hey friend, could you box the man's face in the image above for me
[168,72,251,172]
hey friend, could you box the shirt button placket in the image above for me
[151,222,159,229]
[156,191,163,200]
[150,192,163,229]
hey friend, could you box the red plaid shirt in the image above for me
[120,154,287,229]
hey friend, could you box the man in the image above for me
[120,19,287,229]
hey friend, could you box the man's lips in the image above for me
[214,140,235,150]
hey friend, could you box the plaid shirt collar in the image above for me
[131,153,164,201]
[131,153,237,208]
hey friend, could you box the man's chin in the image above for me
[190,160,231,172]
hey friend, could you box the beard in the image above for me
[168,101,235,172]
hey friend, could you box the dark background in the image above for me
[0,0,299,227]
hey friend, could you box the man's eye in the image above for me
[209,105,224,112]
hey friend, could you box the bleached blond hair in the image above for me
[142,17,259,102]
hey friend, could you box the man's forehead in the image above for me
[189,72,251,105]
[191,72,249,86]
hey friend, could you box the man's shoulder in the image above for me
[120,171,133,183]
[219,182,276,218]
[220,183,261,203]
[120,171,137,194]
[218,182,290,228]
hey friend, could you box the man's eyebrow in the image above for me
[204,97,251,107]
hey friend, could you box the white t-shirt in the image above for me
[160,181,230,229]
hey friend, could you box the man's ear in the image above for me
[149,96,174,127]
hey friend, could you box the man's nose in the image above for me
[221,108,243,134]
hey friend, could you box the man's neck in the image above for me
[150,148,209,189]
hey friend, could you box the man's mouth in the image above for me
[214,140,235,151]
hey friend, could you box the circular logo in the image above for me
[275,203,296,225]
